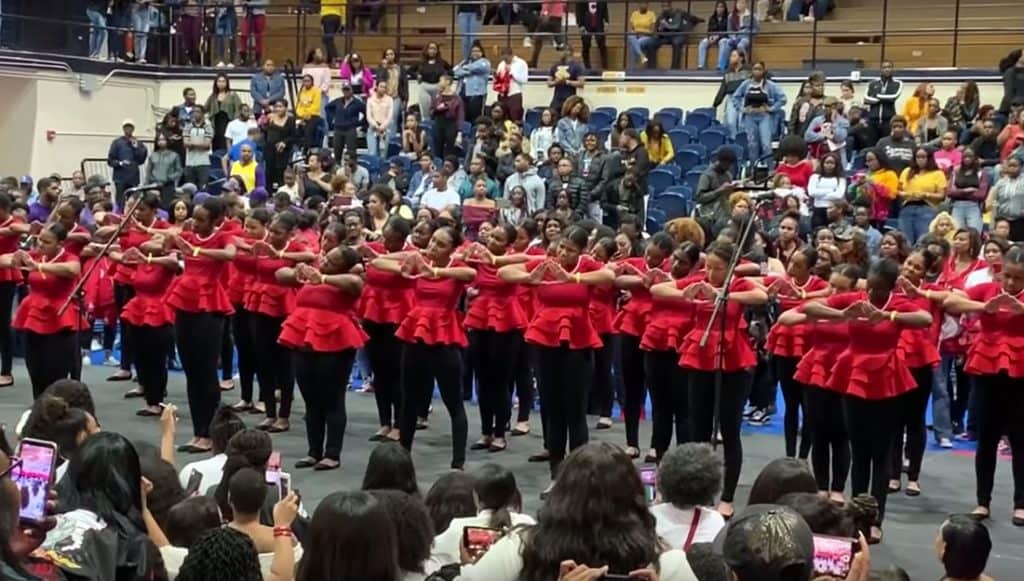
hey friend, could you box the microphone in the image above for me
[124,184,160,194]
[746,190,779,201]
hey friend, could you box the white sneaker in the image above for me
[523,36,533,48]
[939,438,954,449]
[104,356,120,367]
[226,62,235,68]
[138,59,147,64]
[415,6,426,13]
[90,339,102,352]
[216,61,225,68]
[82,355,91,367]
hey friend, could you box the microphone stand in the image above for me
[698,197,773,451]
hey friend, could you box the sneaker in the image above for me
[82,355,91,367]
[955,431,977,442]
[138,58,147,64]
[415,6,426,13]
[216,61,225,68]
[523,36,533,48]
[90,339,102,352]
[748,408,772,426]
[742,406,757,419]
[104,355,120,367]
[226,62,235,68]
[939,438,954,449]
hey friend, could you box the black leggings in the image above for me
[293,349,355,461]
[646,349,690,459]
[689,369,751,503]
[399,341,468,469]
[364,320,402,428]
[114,283,135,372]
[620,333,647,448]
[175,311,225,438]
[0,282,16,375]
[220,312,234,381]
[511,341,534,423]
[844,395,898,524]
[973,372,1024,509]
[129,324,173,407]
[803,386,850,492]
[536,344,591,478]
[777,355,811,459]
[432,119,458,159]
[231,307,257,403]
[470,329,522,439]
[251,313,294,420]
[24,330,77,398]
[589,333,615,417]
[890,366,932,482]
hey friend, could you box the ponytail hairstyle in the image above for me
[473,464,522,531]
[22,396,90,460]
[214,428,273,520]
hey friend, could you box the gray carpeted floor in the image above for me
[1,362,1021,580]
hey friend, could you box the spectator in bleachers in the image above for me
[716,0,756,72]
[804,97,850,164]
[239,0,268,67]
[85,0,108,60]
[130,0,152,64]
[295,74,324,151]
[580,132,608,220]
[183,106,213,189]
[934,130,963,175]
[528,0,569,68]
[206,74,243,151]
[229,144,265,194]
[556,96,589,158]
[416,42,451,119]
[577,0,610,70]
[609,112,635,151]
[304,48,333,99]
[146,134,184,207]
[366,80,395,159]
[899,146,948,243]
[418,170,460,212]
[402,114,429,160]
[786,0,830,21]
[641,120,674,166]
[846,106,878,156]
[839,79,859,111]
[177,87,199,125]
[213,1,238,67]
[788,72,825,138]
[697,1,730,70]
[627,2,658,68]
[943,81,980,135]
[548,48,586,112]
[755,0,784,22]
[1000,51,1024,114]
[864,60,903,137]
[947,148,987,232]
[876,115,915,175]
[250,59,285,117]
[694,147,738,236]
[539,144,565,181]
[376,48,411,136]
[107,118,148,210]
[969,117,1001,168]
[453,42,491,123]
[530,108,558,163]
[713,48,749,138]
[457,2,482,62]
[459,155,498,200]
[651,2,703,70]
[733,61,787,164]
[429,75,465,159]
[546,157,587,218]
[494,48,529,123]
[988,156,1024,241]
[915,98,947,147]
[652,443,726,548]
[998,109,1024,162]
[807,152,846,229]
[621,129,651,210]
[901,82,934,135]
[224,104,257,152]
[851,148,898,227]
[265,99,298,189]
[775,135,814,189]
[176,2,202,65]
[332,83,365,166]
[318,2,345,65]
[340,53,375,98]
[504,153,546,214]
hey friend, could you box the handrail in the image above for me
[0,0,1017,71]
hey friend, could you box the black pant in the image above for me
[24,330,77,398]
[264,147,289,190]
[220,312,234,381]
[844,395,898,524]
[777,355,811,459]
[811,207,829,230]
[114,181,136,211]
[889,366,932,482]
[294,349,355,461]
[321,14,342,63]
[0,282,15,376]
[463,95,485,126]
[301,116,322,151]
[231,307,257,403]
[973,372,1024,509]
[804,386,850,492]
[130,324,173,407]
[536,344,591,478]
[364,321,402,428]
[529,16,564,66]
[646,350,690,459]
[333,128,358,166]
[176,310,225,438]
[399,341,468,469]
[589,333,615,417]
[432,119,458,160]
[250,313,294,420]
[620,333,647,448]
[470,329,522,439]
[651,33,688,69]
[114,283,135,373]
[183,166,210,189]
[747,352,776,409]
[689,369,751,502]
[580,30,608,69]
[511,340,534,423]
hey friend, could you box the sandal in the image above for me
[510,425,530,436]
[136,408,162,417]
[905,482,921,497]
[470,439,493,450]
[595,418,613,430]
[123,388,144,399]
[108,371,133,382]
[0,376,13,388]
[527,450,550,462]
[313,458,340,471]
[869,526,883,545]
[969,506,990,521]
[887,479,902,493]
[219,379,235,391]
[294,457,319,469]
[489,439,508,453]
[624,447,641,459]
[267,422,290,434]
[230,401,254,412]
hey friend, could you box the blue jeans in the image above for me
[724,97,740,139]
[743,111,774,163]
[931,353,955,440]
[627,35,654,67]
[131,6,151,61]
[215,10,237,62]
[697,37,716,68]
[390,98,403,143]
[458,12,480,61]
[366,128,388,158]
[718,36,751,70]
[787,0,828,20]
[86,8,106,58]
[951,200,984,232]
[898,203,936,244]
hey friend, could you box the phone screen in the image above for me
[185,469,203,496]
[812,535,856,578]
[14,439,57,523]
[278,472,291,500]
[463,526,500,554]
[638,468,657,505]
[265,452,282,485]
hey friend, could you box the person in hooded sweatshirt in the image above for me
[503,152,546,214]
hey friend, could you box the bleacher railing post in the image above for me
[880,0,889,66]
[811,17,818,69]
[952,0,961,67]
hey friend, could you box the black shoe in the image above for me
[470,440,492,450]
[527,451,550,462]
[295,457,319,469]
[313,459,340,471]
[135,408,161,417]
[1013,515,1024,527]
[108,372,133,382]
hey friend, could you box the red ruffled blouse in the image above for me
[358,242,415,325]
[524,255,605,350]
[164,229,234,315]
[765,274,830,358]
[794,314,850,391]
[244,239,304,318]
[13,250,84,334]
[678,275,757,372]
[113,218,169,285]
[0,216,25,284]
[464,261,527,332]
[963,282,1024,378]
[640,274,699,352]
[613,257,666,337]
[896,284,941,369]
[121,262,176,327]
[395,259,470,347]
[279,282,368,352]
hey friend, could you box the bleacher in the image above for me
[263,0,1023,71]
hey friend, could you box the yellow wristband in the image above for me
[192,246,200,257]
[146,253,152,265]
[490,255,496,266]
[889,311,897,322]
[432,267,439,277]
[574,273,581,284]
[925,289,932,300]
[799,289,806,300]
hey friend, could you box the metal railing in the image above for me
[0,0,1020,71]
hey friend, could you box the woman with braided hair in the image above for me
[175,528,261,581]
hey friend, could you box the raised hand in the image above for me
[841,301,871,320]
[172,235,194,256]
[644,268,670,287]
[525,260,551,285]
[121,247,146,264]
[547,261,573,283]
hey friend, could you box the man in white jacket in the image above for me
[503,153,546,214]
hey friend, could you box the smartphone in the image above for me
[13,438,58,524]
[185,469,203,496]
[812,535,858,579]
[462,526,501,556]
[278,472,291,500]
[638,467,657,505]
[265,452,282,485]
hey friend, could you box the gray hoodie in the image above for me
[503,168,546,214]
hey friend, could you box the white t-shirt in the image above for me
[421,187,460,211]
[161,541,303,579]
[225,119,258,148]
[649,504,726,550]
[431,510,536,566]
[177,454,227,495]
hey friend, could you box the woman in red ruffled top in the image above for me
[164,197,237,454]
[944,245,1024,525]
[651,240,768,519]
[277,246,366,472]
[224,208,273,414]
[359,216,414,443]
[613,232,675,460]
[463,224,528,453]
[55,198,92,257]
[372,225,476,470]
[804,258,932,543]
[783,263,860,504]
[499,225,614,488]
[0,193,30,388]
[244,212,315,433]
[115,235,179,417]
[761,246,831,460]
[505,219,543,438]
[587,234,618,431]
[644,241,701,461]
[1,223,82,397]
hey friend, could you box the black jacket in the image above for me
[1000,66,1024,114]
[575,1,609,32]
[864,77,904,125]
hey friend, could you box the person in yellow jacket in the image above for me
[295,74,323,150]
[900,82,933,135]
[320,0,347,65]
[898,145,948,243]
[640,120,675,165]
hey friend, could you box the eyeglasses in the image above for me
[0,456,23,480]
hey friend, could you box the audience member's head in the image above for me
[215,428,273,519]
[424,470,477,533]
[40,379,97,422]
[658,443,723,509]
[228,467,268,520]
[712,504,814,581]
[747,458,818,505]
[21,396,98,461]
[297,491,401,581]
[176,526,262,581]
[776,492,856,538]
[936,515,991,580]
[136,442,186,530]
[61,432,145,531]
[362,442,419,496]
[370,489,435,576]
[687,543,730,581]
[210,406,246,455]
[472,463,523,530]
[164,496,223,549]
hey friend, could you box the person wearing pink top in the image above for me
[303,48,334,96]
[529,0,568,67]
[366,81,395,158]
[339,53,376,97]
[933,130,963,175]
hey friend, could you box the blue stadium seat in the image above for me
[387,141,402,158]
[647,207,667,235]
[668,128,694,152]
[589,109,614,129]
[525,108,543,129]
[389,155,411,173]
[690,106,717,121]
[698,127,729,151]
[651,192,691,220]
[647,168,676,192]
[594,106,618,119]
[665,184,693,199]
[684,169,704,192]
[673,146,706,173]
[654,111,680,131]
[658,107,684,120]
[660,163,682,180]
[684,111,713,132]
